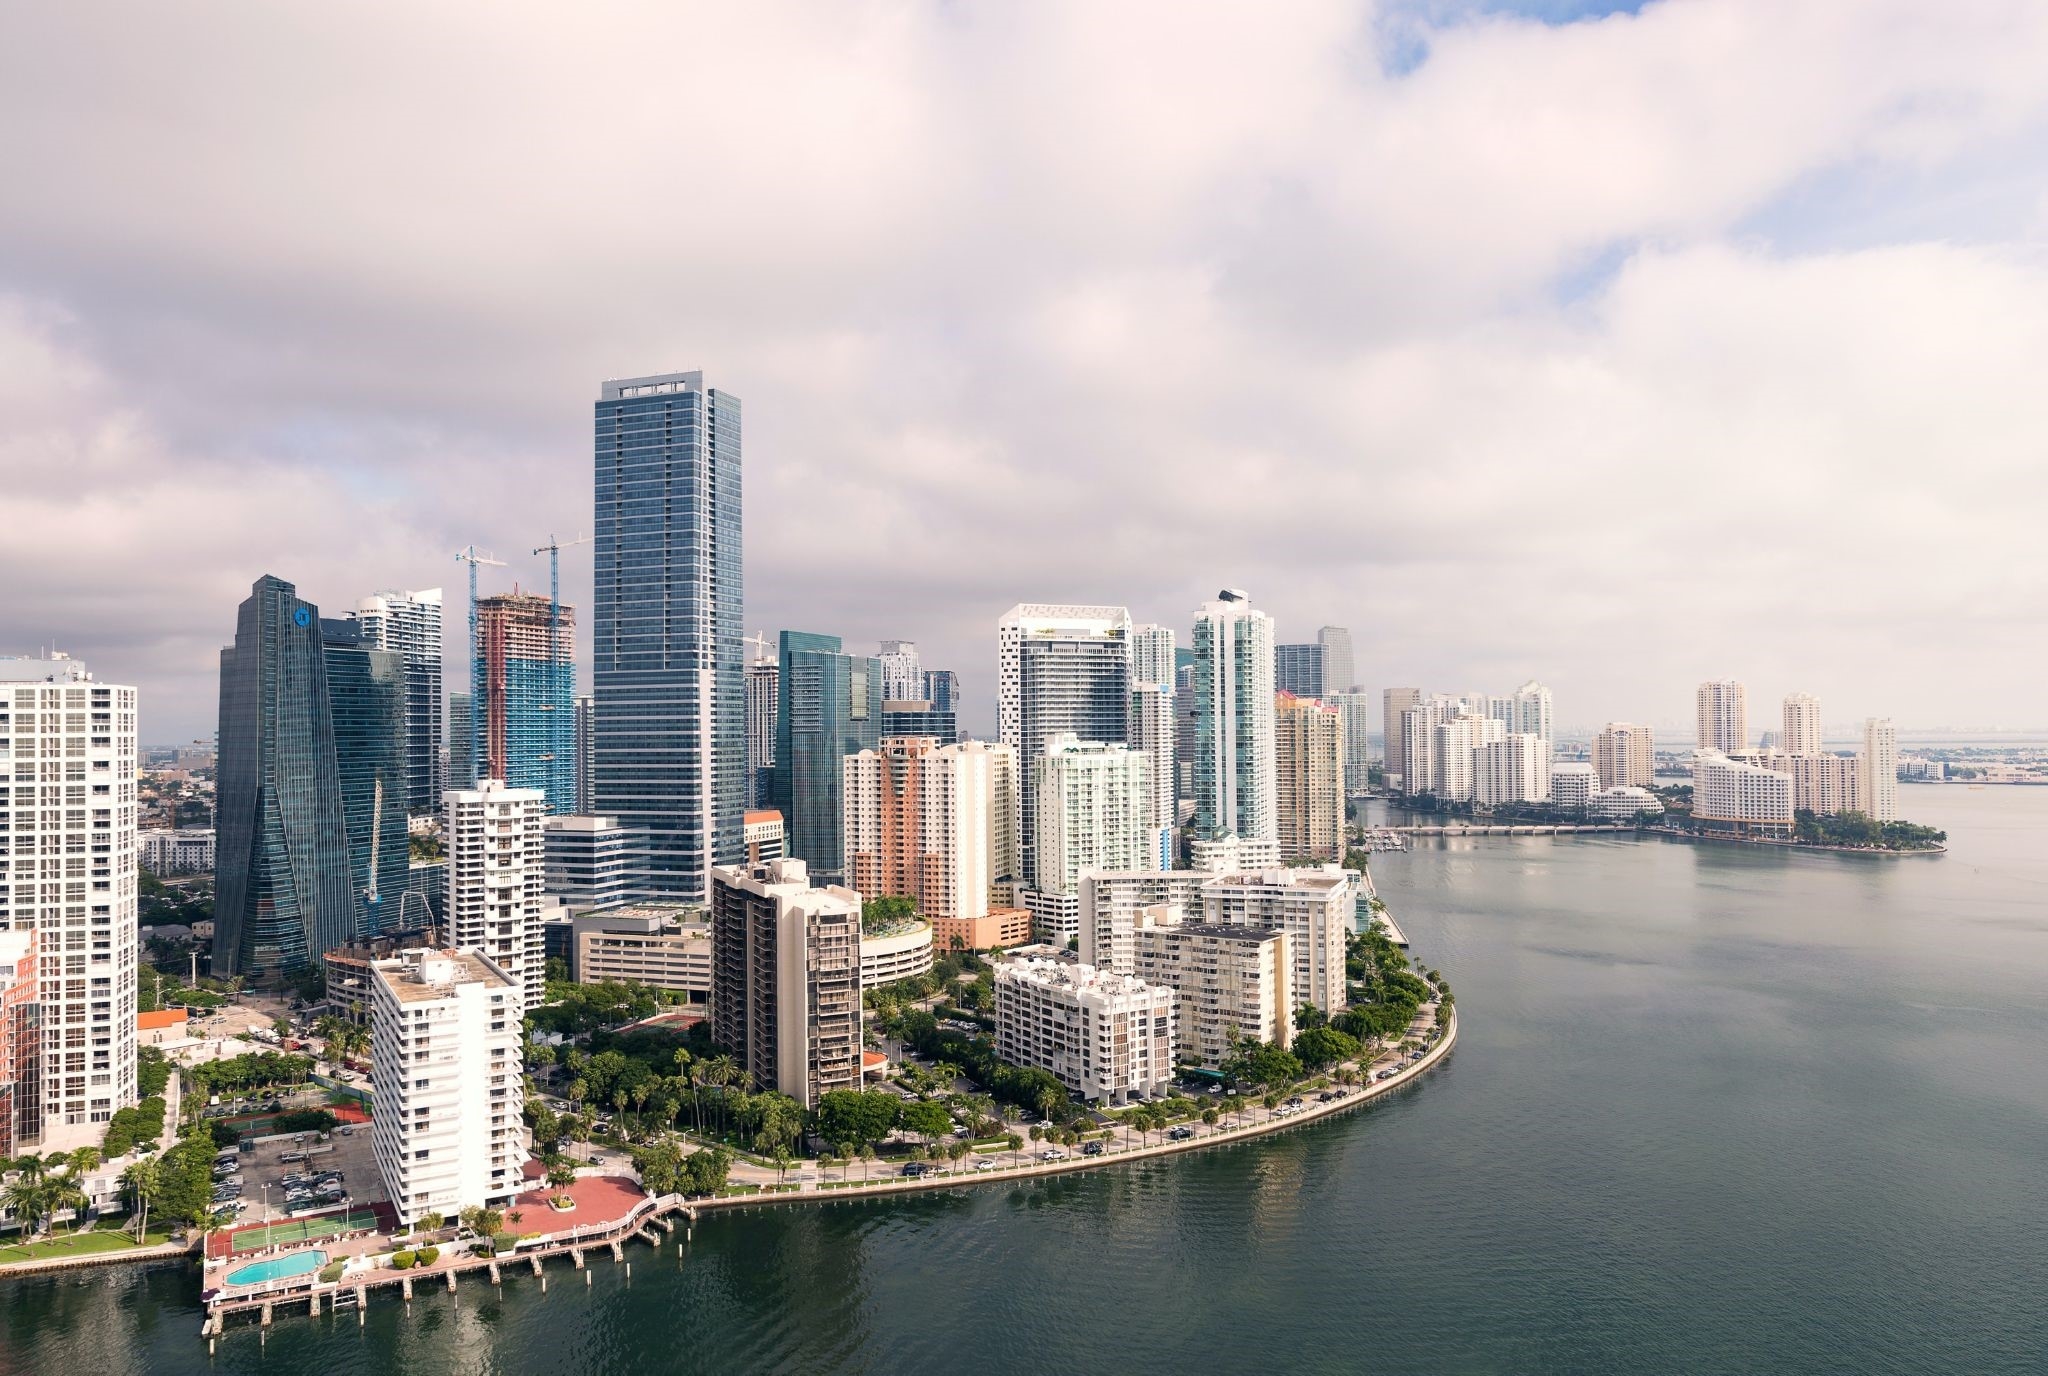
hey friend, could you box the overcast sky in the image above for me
[4,0,2045,744]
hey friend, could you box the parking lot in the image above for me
[212,1118,387,1226]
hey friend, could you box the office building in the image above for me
[593,370,745,903]
[709,859,862,1108]
[1129,907,1291,1071]
[475,592,575,815]
[1275,643,1325,699]
[446,781,546,1011]
[571,904,710,1007]
[354,588,444,812]
[574,695,594,814]
[773,632,881,882]
[1191,590,1277,843]
[746,648,779,810]
[448,692,474,790]
[880,699,959,745]
[1692,750,1794,833]
[215,576,354,984]
[1200,867,1351,1016]
[993,959,1175,1106]
[842,738,1016,927]
[321,618,418,938]
[1476,734,1550,806]
[921,669,960,715]
[1026,735,1154,943]
[1549,762,1601,813]
[1783,693,1823,757]
[1697,680,1748,754]
[1861,718,1899,822]
[1382,688,1423,793]
[1593,723,1656,790]
[542,814,647,911]
[876,640,922,702]
[744,809,786,865]
[1275,693,1344,861]
[1318,626,1356,696]
[998,603,1133,888]
[369,948,524,1230]
[139,828,216,874]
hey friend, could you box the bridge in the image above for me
[1382,823,1639,837]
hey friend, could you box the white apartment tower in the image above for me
[842,738,1016,923]
[1697,680,1749,754]
[1432,713,1505,802]
[1031,735,1154,897]
[1191,590,1277,843]
[1593,723,1656,790]
[446,781,546,1012]
[1128,683,1177,869]
[369,947,524,1229]
[1860,718,1899,822]
[1200,867,1351,1017]
[0,656,139,1151]
[1509,680,1554,750]
[1692,751,1795,832]
[1782,693,1823,757]
[1476,734,1550,806]
[993,958,1176,1106]
[876,640,922,703]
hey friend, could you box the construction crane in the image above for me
[454,545,506,787]
[533,534,591,810]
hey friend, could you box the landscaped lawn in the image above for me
[0,1227,178,1266]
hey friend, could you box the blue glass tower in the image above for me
[772,632,880,882]
[320,619,420,936]
[214,575,355,982]
[593,372,744,901]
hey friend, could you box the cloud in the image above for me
[1,0,2045,739]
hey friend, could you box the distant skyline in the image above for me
[5,1,2046,743]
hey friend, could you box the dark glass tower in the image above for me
[320,619,418,937]
[772,632,880,882]
[593,371,744,901]
[214,575,355,982]
[1275,643,1325,699]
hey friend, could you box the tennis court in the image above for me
[218,1101,372,1138]
[206,1204,394,1259]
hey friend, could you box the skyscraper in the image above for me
[1274,644,1325,699]
[1130,624,1176,688]
[1031,735,1154,898]
[446,780,546,1011]
[354,588,443,812]
[1697,680,1748,754]
[574,694,594,813]
[320,619,416,938]
[1382,687,1423,792]
[1275,692,1344,861]
[998,604,1132,887]
[1331,691,1375,798]
[593,371,744,902]
[475,592,575,815]
[746,645,779,809]
[842,737,1015,928]
[1191,590,1277,842]
[1860,718,1899,822]
[448,692,474,790]
[710,858,863,1109]
[1783,693,1822,756]
[773,632,880,882]
[1593,723,1656,790]
[0,654,139,1150]
[877,640,922,701]
[216,575,355,984]
[921,668,960,715]
[1318,626,1355,696]
[1129,624,1176,866]
[1509,680,1554,750]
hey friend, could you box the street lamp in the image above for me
[260,1183,270,1251]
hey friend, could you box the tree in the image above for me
[1294,1003,1328,1031]
[901,1099,953,1147]
[1292,1026,1362,1073]
[814,1090,901,1152]
[4,1158,50,1238]
[119,1155,161,1242]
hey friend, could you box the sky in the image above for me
[3,0,2046,743]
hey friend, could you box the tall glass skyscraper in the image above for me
[215,575,355,982]
[772,632,879,882]
[1275,643,1325,700]
[354,588,443,812]
[593,371,744,901]
[475,591,576,813]
[997,604,1132,886]
[319,619,417,936]
[448,692,474,790]
[1192,589,1278,843]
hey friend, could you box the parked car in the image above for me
[1167,1126,1195,1141]
[901,1162,929,1178]
[1040,1147,1069,1162]
[974,1157,998,1172]
[1082,1140,1106,1157]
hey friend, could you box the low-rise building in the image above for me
[930,907,1033,953]
[0,930,38,1156]
[323,932,438,1028]
[1129,906,1290,1072]
[993,958,1175,1106]
[571,904,711,1008]
[139,828,216,874]
[1590,786,1661,820]
[369,948,524,1230]
[859,915,935,989]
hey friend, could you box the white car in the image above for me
[1040,1148,1069,1162]
[975,1158,998,1172]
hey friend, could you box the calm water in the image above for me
[5,785,2044,1375]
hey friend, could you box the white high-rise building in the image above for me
[369,947,524,1229]
[1509,680,1553,750]
[1782,693,1822,757]
[1860,718,1899,822]
[1432,713,1505,802]
[843,738,1016,924]
[1130,904,1291,1071]
[1382,688,1423,792]
[745,645,779,810]
[1593,723,1656,790]
[877,640,922,703]
[1130,624,1176,688]
[1031,735,1154,899]
[1549,763,1601,813]
[0,655,139,1151]
[1476,734,1550,806]
[446,781,546,1011]
[542,814,648,911]
[1191,590,1276,843]
[355,588,444,813]
[1317,626,1355,696]
[1129,683,1176,869]
[1200,867,1351,1017]
[1692,750,1794,832]
[1697,680,1748,754]
[993,958,1176,1106]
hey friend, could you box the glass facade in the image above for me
[1275,643,1325,699]
[772,632,880,882]
[593,372,744,901]
[1013,635,1131,881]
[448,692,474,790]
[881,705,958,744]
[475,593,576,813]
[215,575,356,983]
[320,619,419,936]
[354,588,443,812]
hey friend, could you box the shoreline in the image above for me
[1643,828,1946,857]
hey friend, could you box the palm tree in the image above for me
[3,1160,50,1239]
[120,1156,160,1243]
[68,1147,102,1176]
[48,1177,89,1236]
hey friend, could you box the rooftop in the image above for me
[373,948,515,1002]
[1161,922,1286,942]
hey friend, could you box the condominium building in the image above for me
[1590,787,1661,820]
[1549,763,1601,813]
[709,859,862,1108]
[474,592,576,816]
[139,829,216,874]
[1432,713,1505,801]
[1027,735,1154,942]
[1129,906,1290,1071]
[1593,722,1656,790]
[1275,693,1344,861]
[744,809,787,865]
[1782,693,1822,757]
[0,656,137,1152]
[1130,624,1176,688]
[354,588,444,813]
[876,640,922,703]
[446,781,546,1012]
[541,814,647,911]
[1129,682,1176,868]
[1509,680,1554,749]
[448,692,473,791]
[571,904,711,1008]
[842,737,1017,925]
[1274,643,1325,699]
[592,371,745,903]
[1475,734,1550,806]
[745,649,778,810]
[993,958,1175,1106]
[1861,718,1899,822]
[1331,692,1375,798]
[1074,835,1289,975]
[1199,867,1351,1016]
[772,631,881,883]
[1191,590,1277,843]
[1692,750,1795,833]
[1318,626,1356,697]
[368,947,524,1230]
[0,930,40,1156]
[321,932,436,1029]
[998,604,1133,888]
[1770,752,1860,815]
[1382,688,1422,792]
[1697,680,1748,754]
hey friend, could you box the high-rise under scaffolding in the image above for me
[475,591,575,813]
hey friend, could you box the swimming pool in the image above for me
[224,1249,327,1287]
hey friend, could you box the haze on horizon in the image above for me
[3,0,2045,743]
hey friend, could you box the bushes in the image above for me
[101,1096,168,1157]
[390,1250,416,1269]
[209,1121,243,1150]
[318,1260,346,1283]
[137,1048,172,1098]
[416,1245,440,1266]
[273,1108,337,1135]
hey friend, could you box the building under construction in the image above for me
[475,591,576,814]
